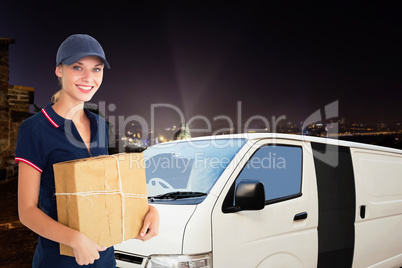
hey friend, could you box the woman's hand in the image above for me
[71,232,107,265]
[136,205,160,241]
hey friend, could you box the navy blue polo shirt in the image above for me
[15,103,116,267]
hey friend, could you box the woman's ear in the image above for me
[55,66,62,78]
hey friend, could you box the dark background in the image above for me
[1,2,401,130]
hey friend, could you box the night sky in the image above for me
[1,2,401,132]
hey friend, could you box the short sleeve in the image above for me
[15,124,46,173]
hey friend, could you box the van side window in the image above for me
[236,145,302,203]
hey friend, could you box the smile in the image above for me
[76,85,94,93]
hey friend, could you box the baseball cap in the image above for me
[56,34,110,69]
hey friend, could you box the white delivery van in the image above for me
[114,133,402,268]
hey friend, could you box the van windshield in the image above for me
[144,138,247,204]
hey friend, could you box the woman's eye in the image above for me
[93,68,102,72]
[73,66,82,71]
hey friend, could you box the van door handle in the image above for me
[294,212,308,221]
[360,205,366,219]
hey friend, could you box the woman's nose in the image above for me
[81,70,92,82]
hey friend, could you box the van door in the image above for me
[351,148,402,267]
[211,139,318,267]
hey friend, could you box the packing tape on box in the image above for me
[55,154,148,242]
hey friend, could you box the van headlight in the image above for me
[146,252,212,268]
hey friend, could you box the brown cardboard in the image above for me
[54,153,148,257]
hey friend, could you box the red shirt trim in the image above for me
[41,108,59,128]
[15,157,43,173]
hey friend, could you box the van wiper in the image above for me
[149,191,207,200]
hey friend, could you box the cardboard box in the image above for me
[54,153,149,257]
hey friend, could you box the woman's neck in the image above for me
[52,96,85,121]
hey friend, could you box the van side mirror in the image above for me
[236,180,266,210]
[223,180,266,213]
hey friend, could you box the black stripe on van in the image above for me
[311,143,356,268]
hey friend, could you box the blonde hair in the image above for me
[51,89,62,103]
[52,63,64,103]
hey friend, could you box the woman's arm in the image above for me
[136,205,160,241]
[18,162,106,265]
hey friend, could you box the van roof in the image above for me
[166,133,402,155]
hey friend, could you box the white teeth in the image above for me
[77,85,92,90]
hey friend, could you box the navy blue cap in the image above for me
[56,34,110,69]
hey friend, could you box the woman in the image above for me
[15,34,159,267]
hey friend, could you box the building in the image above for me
[173,118,191,140]
[0,38,34,182]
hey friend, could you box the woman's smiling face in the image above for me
[55,56,104,103]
